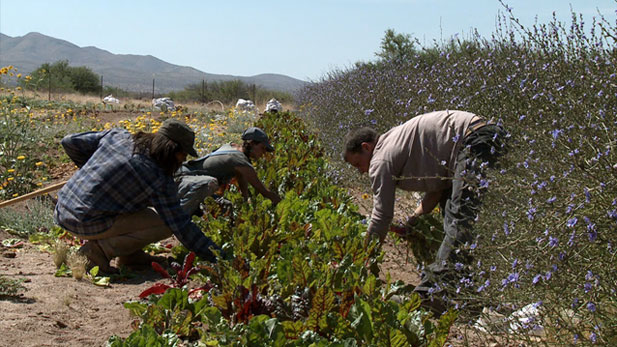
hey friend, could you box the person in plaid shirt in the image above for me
[54,119,220,273]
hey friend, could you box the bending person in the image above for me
[343,110,507,314]
[54,119,220,273]
[177,127,282,216]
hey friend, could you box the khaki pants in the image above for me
[80,208,172,260]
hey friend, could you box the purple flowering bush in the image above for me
[297,5,616,345]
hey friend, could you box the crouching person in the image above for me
[176,126,282,217]
[54,119,221,273]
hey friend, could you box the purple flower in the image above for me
[452,134,461,143]
[587,302,596,312]
[455,262,464,271]
[548,236,559,247]
[477,279,490,292]
[567,217,578,228]
[586,271,594,281]
[502,272,519,287]
[364,109,374,116]
[532,274,542,284]
[527,207,536,220]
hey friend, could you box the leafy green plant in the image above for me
[0,199,56,237]
[390,212,444,265]
[113,111,453,345]
[0,275,26,298]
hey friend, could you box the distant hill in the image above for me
[0,32,308,93]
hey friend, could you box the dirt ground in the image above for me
[0,229,166,347]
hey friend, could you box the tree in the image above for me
[25,60,101,94]
[28,61,74,93]
[70,66,101,94]
[376,29,417,62]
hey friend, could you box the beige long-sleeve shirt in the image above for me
[367,110,479,239]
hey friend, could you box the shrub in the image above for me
[296,5,617,345]
[23,60,102,95]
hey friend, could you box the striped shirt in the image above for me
[54,128,218,260]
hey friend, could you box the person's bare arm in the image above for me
[236,173,250,200]
[235,166,281,204]
[408,190,443,225]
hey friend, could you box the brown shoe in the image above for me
[78,241,118,274]
[116,250,167,269]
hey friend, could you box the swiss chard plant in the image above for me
[110,111,454,345]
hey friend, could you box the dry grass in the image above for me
[68,252,88,280]
[52,239,70,268]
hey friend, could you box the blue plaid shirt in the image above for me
[54,128,219,261]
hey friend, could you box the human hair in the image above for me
[132,132,183,176]
[343,127,378,154]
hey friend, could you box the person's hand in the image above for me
[406,212,420,227]
[389,224,408,236]
[270,193,282,206]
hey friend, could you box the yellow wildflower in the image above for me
[17,155,26,160]
[7,177,14,181]
[362,193,370,200]
[7,169,15,173]
[35,161,44,166]
[12,193,18,197]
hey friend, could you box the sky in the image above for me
[1,0,615,82]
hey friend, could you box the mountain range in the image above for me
[0,32,308,93]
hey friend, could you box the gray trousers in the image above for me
[175,175,219,216]
[415,123,507,295]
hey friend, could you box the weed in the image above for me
[0,275,26,298]
[0,199,55,237]
[52,239,70,268]
[68,251,88,280]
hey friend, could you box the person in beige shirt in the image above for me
[343,109,507,315]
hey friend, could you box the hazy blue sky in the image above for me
[1,0,615,81]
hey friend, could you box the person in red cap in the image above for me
[176,126,281,216]
[54,119,221,273]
